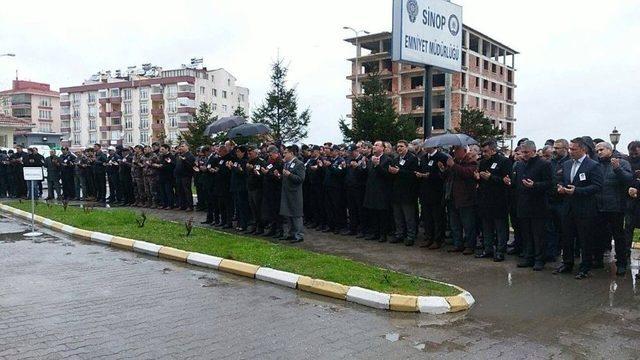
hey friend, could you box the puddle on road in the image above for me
[198,275,231,288]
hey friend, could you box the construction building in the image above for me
[59,58,250,147]
[345,26,518,138]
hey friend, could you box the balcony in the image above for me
[99,125,110,132]
[60,127,71,133]
[99,111,111,118]
[178,122,190,129]
[98,98,109,105]
[151,123,165,131]
[177,107,196,115]
[110,96,122,104]
[151,108,164,117]
[151,93,164,101]
[61,114,71,120]
[177,91,195,99]
[60,100,70,107]
[111,111,122,118]
[110,124,123,131]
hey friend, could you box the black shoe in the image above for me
[289,237,303,243]
[532,263,544,271]
[574,271,590,280]
[355,233,366,239]
[390,237,402,244]
[517,261,534,268]
[615,264,627,276]
[475,252,494,259]
[493,254,505,262]
[378,235,388,243]
[420,241,434,249]
[506,247,519,255]
[321,227,332,233]
[447,246,464,253]
[552,264,573,275]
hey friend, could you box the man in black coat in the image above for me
[476,140,512,261]
[92,143,108,203]
[388,140,419,245]
[157,144,176,209]
[44,149,62,200]
[344,144,368,237]
[507,140,553,270]
[363,141,393,242]
[415,145,449,249]
[554,137,604,279]
[245,145,266,234]
[173,142,196,211]
[307,146,326,230]
[623,141,640,273]
[322,145,346,234]
[59,147,76,200]
[105,146,121,204]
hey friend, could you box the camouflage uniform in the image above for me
[143,151,159,207]
[132,152,146,206]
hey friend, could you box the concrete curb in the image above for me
[0,203,475,314]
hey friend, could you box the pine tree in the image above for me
[455,106,505,144]
[339,74,416,143]
[252,58,310,143]
[178,102,215,149]
[233,106,248,118]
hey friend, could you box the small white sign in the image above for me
[23,167,44,181]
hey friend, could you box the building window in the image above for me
[72,106,80,119]
[227,79,231,86]
[168,130,178,144]
[73,133,80,145]
[500,85,503,94]
[110,89,120,97]
[72,93,81,104]
[168,100,177,113]
[73,120,80,130]
[124,116,133,129]
[483,60,488,70]
[89,132,97,144]
[140,87,149,100]
[483,99,488,109]
[99,90,108,99]
[140,117,149,129]
[39,123,52,133]
[111,117,121,126]
[483,80,488,90]
[475,57,479,67]
[461,75,466,88]
[200,86,205,95]
[212,103,217,111]
[491,63,497,73]
[213,89,217,97]
[475,97,480,107]
[239,94,245,102]
[111,130,121,141]
[491,82,496,92]
[499,67,504,75]
[167,85,177,98]
[89,119,96,130]
[88,92,97,103]
[123,103,132,115]
[499,103,503,111]
[168,116,178,128]
[123,88,132,101]
[39,98,51,107]
[38,110,52,119]
[140,102,149,115]
[491,101,496,110]
[139,131,149,144]
[124,131,133,144]
[222,90,227,99]
[222,104,227,112]
[88,105,97,118]
[475,77,479,87]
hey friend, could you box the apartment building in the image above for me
[345,26,518,137]
[0,80,63,147]
[59,61,250,147]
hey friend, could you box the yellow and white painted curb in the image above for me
[0,203,475,314]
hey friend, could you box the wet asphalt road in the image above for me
[1,212,639,359]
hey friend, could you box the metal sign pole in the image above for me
[24,168,43,237]
[423,65,433,139]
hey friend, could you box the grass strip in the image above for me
[5,201,459,297]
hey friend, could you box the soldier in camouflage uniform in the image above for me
[131,145,146,206]
[143,145,159,208]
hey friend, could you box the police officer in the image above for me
[105,146,121,204]
[142,145,159,208]
[92,144,108,203]
[388,140,419,246]
[131,145,146,206]
[59,147,76,200]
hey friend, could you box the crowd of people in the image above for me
[1,136,639,279]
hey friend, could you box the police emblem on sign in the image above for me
[448,14,460,36]
[406,0,419,23]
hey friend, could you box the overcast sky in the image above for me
[1,0,639,149]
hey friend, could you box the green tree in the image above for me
[339,74,416,143]
[178,102,216,149]
[233,106,248,118]
[455,106,504,144]
[252,58,310,143]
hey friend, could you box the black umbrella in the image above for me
[423,133,478,148]
[227,123,271,138]
[204,116,246,136]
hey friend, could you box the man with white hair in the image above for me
[594,141,632,275]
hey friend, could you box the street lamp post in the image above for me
[343,27,369,96]
[609,127,621,151]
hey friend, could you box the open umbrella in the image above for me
[227,123,271,138]
[204,116,246,136]
[423,133,478,148]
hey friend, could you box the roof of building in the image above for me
[0,113,32,128]
[0,80,60,97]
[344,25,518,55]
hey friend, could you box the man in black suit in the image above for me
[476,140,512,261]
[553,137,604,279]
[415,145,448,249]
[388,140,419,246]
[363,140,393,242]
